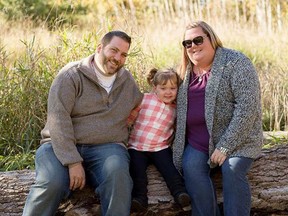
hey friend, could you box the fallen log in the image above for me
[1,143,288,216]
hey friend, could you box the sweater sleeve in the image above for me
[216,56,261,153]
[127,105,141,127]
[47,70,83,166]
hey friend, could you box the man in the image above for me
[23,31,143,216]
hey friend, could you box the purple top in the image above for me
[186,72,210,153]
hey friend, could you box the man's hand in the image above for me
[210,148,227,166]
[68,162,86,191]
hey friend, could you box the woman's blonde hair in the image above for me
[178,21,223,79]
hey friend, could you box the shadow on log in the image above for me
[1,144,288,216]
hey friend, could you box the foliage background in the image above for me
[0,0,287,171]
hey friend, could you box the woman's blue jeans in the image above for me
[183,144,253,216]
[22,142,132,216]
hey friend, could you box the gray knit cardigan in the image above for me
[173,47,263,172]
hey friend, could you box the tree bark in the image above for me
[1,144,288,216]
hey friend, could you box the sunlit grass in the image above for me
[0,12,287,171]
[263,131,288,149]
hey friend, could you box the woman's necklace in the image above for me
[193,66,211,82]
[198,74,205,82]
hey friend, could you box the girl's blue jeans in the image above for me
[183,144,253,216]
[22,142,132,216]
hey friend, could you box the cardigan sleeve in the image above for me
[215,56,261,153]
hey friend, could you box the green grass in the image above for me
[0,12,288,171]
[262,132,288,149]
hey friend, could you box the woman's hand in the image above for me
[68,162,86,191]
[211,149,227,166]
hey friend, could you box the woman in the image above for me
[173,21,263,216]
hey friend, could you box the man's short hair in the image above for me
[101,31,131,47]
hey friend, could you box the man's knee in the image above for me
[104,154,129,173]
[35,173,69,196]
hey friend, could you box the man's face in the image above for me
[97,36,130,76]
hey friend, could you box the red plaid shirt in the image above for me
[128,93,176,152]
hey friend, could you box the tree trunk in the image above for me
[1,144,288,216]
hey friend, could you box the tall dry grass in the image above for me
[0,2,287,170]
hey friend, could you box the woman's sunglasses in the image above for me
[182,35,207,49]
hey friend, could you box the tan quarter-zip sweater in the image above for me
[40,54,143,166]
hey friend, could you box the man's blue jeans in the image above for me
[182,144,253,216]
[22,142,132,216]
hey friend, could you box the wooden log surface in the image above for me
[1,133,288,216]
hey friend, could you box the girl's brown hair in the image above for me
[146,68,180,87]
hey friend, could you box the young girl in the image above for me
[128,68,191,212]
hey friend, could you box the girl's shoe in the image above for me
[131,198,148,212]
[175,192,191,211]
